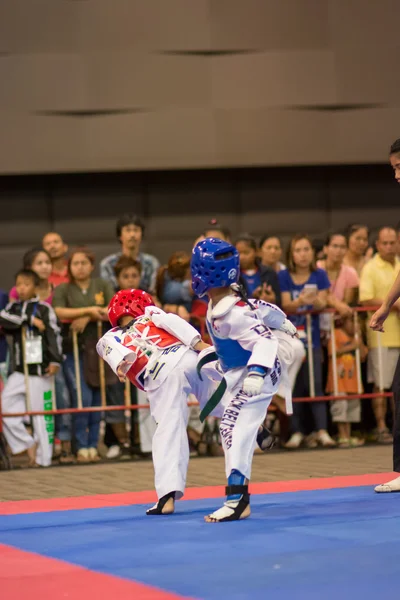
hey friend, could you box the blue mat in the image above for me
[1,486,399,599]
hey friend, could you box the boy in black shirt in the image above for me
[0,269,62,467]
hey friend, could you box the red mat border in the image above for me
[0,543,190,600]
[0,472,394,515]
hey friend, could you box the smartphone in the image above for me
[303,284,317,293]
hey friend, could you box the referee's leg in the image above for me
[374,354,400,492]
[392,354,400,473]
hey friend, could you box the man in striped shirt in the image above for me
[100,214,159,294]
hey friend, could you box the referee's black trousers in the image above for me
[392,354,400,472]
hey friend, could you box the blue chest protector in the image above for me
[207,319,251,372]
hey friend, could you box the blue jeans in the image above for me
[105,381,126,424]
[63,353,101,451]
[291,346,327,434]
[55,366,71,442]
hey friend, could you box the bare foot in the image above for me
[27,443,37,467]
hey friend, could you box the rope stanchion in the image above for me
[97,321,107,408]
[1,305,389,423]
[125,379,131,433]
[330,316,339,398]
[21,326,32,413]
[72,330,83,410]
[354,312,363,395]
[1,391,394,419]
[377,332,384,393]
[306,314,315,398]
[0,378,12,470]
[2,391,394,419]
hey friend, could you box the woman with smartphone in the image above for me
[278,234,336,449]
[235,234,282,306]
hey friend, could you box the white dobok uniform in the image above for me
[199,296,300,481]
[96,307,216,500]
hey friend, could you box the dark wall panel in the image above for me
[0,164,397,289]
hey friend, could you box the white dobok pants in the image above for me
[2,372,55,467]
[147,350,215,500]
[218,365,280,481]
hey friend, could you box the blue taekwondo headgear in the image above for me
[191,237,240,297]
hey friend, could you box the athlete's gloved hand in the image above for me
[242,373,265,397]
[279,318,298,338]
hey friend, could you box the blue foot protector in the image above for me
[226,469,246,501]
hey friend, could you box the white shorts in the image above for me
[368,347,400,389]
[330,394,361,423]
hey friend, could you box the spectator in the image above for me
[9,248,53,304]
[53,247,114,463]
[0,290,9,386]
[9,247,72,463]
[194,219,232,247]
[114,255,141,291]
[100,214,159,293]
[317,232,359,315]
[359,226,400,443]
[396,221,400,258]
[312,238,326,262]
[235,234,281,306]
[259,235,286,273]
[42,232,69,286]
[343,224,370,276]
[326,316,367,448]
[279,234,335,449]
[103,255,142,459]
[0,269,61,467]
[189,227,227,457]
[205,219,232,243]
[156,251,193,321]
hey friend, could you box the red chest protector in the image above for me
[119,316,181,390]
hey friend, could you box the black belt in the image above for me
[197,351,227,422]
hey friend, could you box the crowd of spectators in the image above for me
[0,214,399,468]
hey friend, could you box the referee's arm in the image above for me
[380,270,400,312]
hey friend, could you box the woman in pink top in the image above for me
[9,248,54,304]
[317,232,359,316]
[343,224,371,276]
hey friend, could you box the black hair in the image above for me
[325,231,346,246]
[235,234,257,251]
[259,234,282,248]
[311,237,325,255]
[22,247,51,270]
[221,226,232,241]
[116,214,145,239]
[203,219,231,241]
[15,268,40,287]
[377,225,397,239]
[231,283,254,311]
[390,139,400,155]
[345,223,369,242]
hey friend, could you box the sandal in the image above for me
[204,485,251,523]
[305,433,318,449]
[59,451,75,465]
[349,437,365,448]
[376,429,393,444]
[337,438,351,449]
